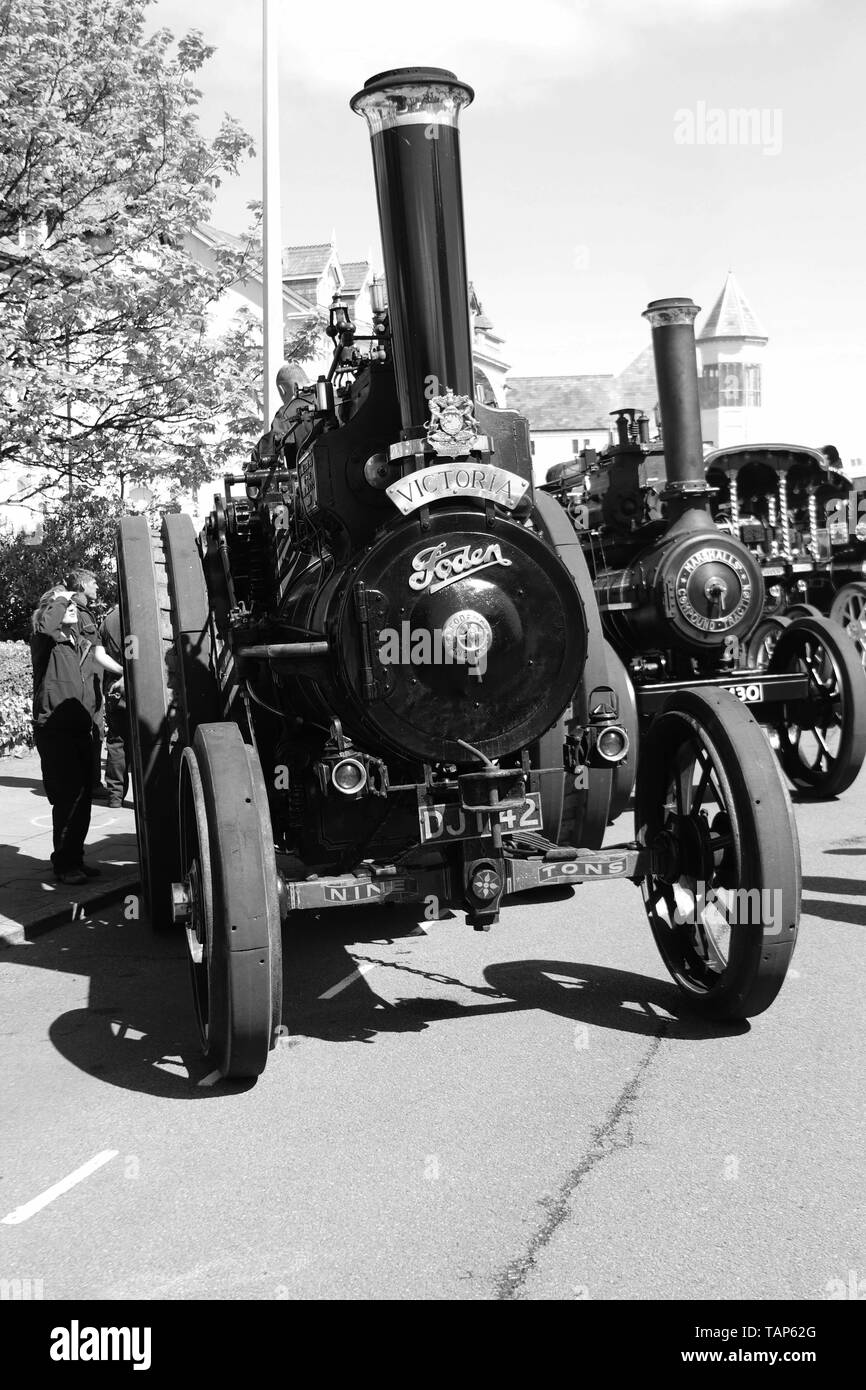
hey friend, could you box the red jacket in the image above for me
[30,597,99,733]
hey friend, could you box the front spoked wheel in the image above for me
[637,688,800,1019]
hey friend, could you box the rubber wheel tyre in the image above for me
[769,614,866,798]
[636,687,800,1019]
[537,644,636,848]
[180,723,283,1079]
[530,491,613,849]
[604,641,638,822]
[117,516,178,929]
[162,513,220,741]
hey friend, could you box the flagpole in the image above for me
[262,0,283,428]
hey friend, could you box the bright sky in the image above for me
[152,0,865,460]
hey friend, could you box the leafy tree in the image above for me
[0,0,281,507]
[0,486,129,639]
[207,303,327,478]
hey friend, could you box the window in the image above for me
[744,364,761,407]
[530,440,535,456]
[699,363,719,408]
[700,362,761,408]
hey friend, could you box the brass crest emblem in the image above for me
[426,390,479,460]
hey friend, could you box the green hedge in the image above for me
[0,642,33,756]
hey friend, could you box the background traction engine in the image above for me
[544,298,866,800]
[118,69,800,1080]
[704,442,866,673]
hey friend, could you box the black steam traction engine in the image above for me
[704,442,866,672]
[117,69,800,1080]
[543,300,866,801]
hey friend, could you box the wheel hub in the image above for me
[653,813,713,884]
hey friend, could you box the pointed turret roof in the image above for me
[697,271,768,343]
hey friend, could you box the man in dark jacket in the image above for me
[30,585,122,884]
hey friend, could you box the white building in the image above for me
[696,272,768,449]
[185,225,510,402]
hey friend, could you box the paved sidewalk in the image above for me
[0,750,139,947]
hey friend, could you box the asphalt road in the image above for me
[1,770,864,1302]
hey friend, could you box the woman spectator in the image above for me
[30,584,123,885]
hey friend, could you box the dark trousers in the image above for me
[34,727,93,872]
[104,698,129,802]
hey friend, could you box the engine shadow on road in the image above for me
[0,915,251,1100]
[284,903,750,1046]
[802,875,866,896]
[2,894,749,1103]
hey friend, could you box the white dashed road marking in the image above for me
[2,1150,119,1225]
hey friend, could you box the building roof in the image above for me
[505,375,617,429]
[196,222,250,253]
[339,260,370,294]
[184,225,319,317]
[697,271,768,342]
[282,243,333,278]
[506,348,662,430]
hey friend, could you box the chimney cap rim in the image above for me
[352,67,474,107]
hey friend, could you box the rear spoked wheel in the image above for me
[769,615,866,797]
[746,615,790,671]
[784,602,823,620]
[637,688,800,1019]
[117,514,220,930]
[605,642,638,822]
[177,723,283,1079]
[533,641,636,848]
[829,582,866,671]
[117,516,177,929]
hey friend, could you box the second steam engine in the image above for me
[544,298,866,799]
[554,300,765,670]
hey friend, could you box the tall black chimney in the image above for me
[351,67,475,435]
[641,298,705,491]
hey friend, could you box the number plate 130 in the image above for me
[726,682,764,703]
